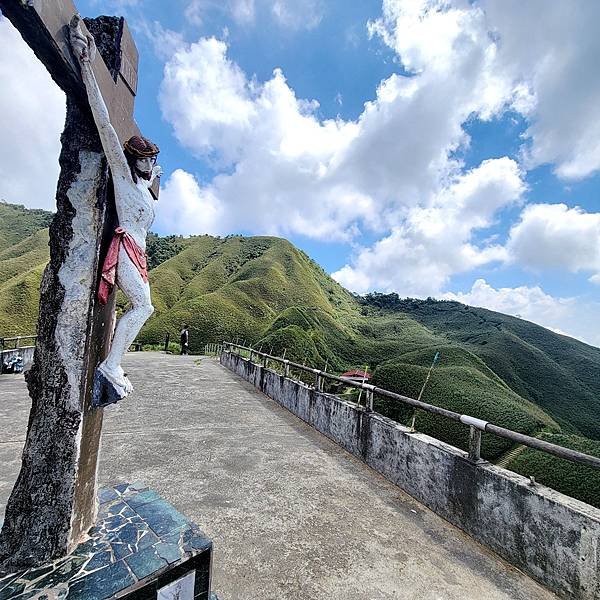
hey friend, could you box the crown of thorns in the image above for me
[123,136,160,158]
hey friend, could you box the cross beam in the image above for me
[0,0,137,139]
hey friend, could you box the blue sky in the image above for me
[1,0,599,345]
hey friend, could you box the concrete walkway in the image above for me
[0,353,556,600]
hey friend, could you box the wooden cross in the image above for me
[0,0,154,568]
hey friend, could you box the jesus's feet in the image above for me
[98,362,134,397]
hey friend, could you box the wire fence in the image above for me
[222,342,600,471]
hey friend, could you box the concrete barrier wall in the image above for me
[221,351,600,600]
[1,346,35,372]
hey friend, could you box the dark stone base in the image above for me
[0,483,216,600]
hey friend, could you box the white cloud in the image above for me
[89,0,141,10]
[159,37,387,240]
[138,21,186,62]
[158,0,600,257]
[445,278,571,325]
[371,0,600,179]
[507,204,600,279]
[229,0,256,24]
[327,0,600,307]
[444,278,600,348]
[368,0,514,116]
[158,1,522,243]
[184,0,256,27]
[369,0,481,74]
[271,0,324,30]
[0,17,65,210]
[160,37,257,165]
[332,158,524,296]
[155,169,224,236]
[481,0,600,179]
[183,0,323,29]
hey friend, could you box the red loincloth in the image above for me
[98,227,148,305]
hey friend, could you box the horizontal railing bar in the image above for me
[1,347,36,352]
[485,424,600,469]
[223,342,600,471]
[0,335,38,351]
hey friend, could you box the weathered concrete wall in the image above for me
[221,351,600,600]
[1,347,35,371]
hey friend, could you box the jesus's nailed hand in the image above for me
[69,15,97,63]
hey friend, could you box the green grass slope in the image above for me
[0,228,50,336]
[0,263,46,336]
[0,202,52,251]
[0,229,49,286]
[0,203,189,337]
[372,346,559,460]
[139,235,357,352]
[506,433,600,508]
[364,296,600,441]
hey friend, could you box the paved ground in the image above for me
[0,353,557,600]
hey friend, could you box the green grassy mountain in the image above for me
[1,202,599,506]
[0,202,52,252]
[359,295,600,442]
[0,203,53,336]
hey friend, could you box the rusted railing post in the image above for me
[468,426,482,462]
[459,415,487,463]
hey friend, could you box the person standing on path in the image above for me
[180,325,190,355]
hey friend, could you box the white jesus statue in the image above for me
[70,16,161,406]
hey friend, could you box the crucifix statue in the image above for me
[0,0,159,569]
[70,16,161,403]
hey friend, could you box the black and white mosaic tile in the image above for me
[0,483,214,600]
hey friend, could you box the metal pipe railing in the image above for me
[222,342,600,471]
[0,335,37,351]
[203,343,224,356]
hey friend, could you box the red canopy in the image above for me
[341,370,371,379]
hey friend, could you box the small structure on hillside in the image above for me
[340,369,371,383]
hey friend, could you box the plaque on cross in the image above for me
[0,0,157,568]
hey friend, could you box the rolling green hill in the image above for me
[138,235,358,352]
[1,202,599,507]
[371,346,559,460]
[0,202,52,251]
[359,295,600,442]
[0,203,52,336]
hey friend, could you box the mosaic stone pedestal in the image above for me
[0,483,218,600]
